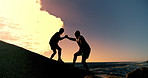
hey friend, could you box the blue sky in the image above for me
[41,0,148,62]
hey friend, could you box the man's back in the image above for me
[76,35,90,49]
[49,32,60,44]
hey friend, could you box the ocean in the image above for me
[72,62,148,78]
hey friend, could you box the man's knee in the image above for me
[74,53,78,57]
[52,50,57,54]
[57,47,62,51]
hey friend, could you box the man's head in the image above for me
[59,28,64,34]
[75,30,80,38]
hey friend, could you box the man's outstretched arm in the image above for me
[59,35,67,40]
[66,35,76,41]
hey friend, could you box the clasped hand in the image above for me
[64,35,69,38]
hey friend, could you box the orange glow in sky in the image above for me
[0,0,63,55]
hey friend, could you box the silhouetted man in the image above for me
[66,30,91,71]
[49,28,66,62]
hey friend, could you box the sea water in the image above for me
[73,62,148,78]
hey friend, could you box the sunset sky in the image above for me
[0,0,148,62]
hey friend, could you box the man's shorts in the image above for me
[50,43,61,50]
[75,48,91,59]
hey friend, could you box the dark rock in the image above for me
[0,40,90,78]
[126,67,148,78]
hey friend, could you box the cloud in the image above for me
[0,0,64,54]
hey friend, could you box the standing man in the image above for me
[66,30,91,71]
[49,28,66,62]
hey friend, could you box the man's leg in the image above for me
[82,56,89,72]
[73,51,82,66]
[50,49,56,59]
[73,53,77,66]
[57,47,62,61]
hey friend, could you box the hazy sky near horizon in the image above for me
[41,0,148,62]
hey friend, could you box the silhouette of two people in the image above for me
[49,28,91,71]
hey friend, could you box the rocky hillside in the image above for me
[0,40,91,78]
